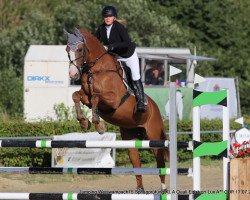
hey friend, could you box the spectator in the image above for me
[145,64,164,85]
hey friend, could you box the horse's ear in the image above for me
[74,27,86,43]
[63,29,70,39]
[74,28,83,38]
[74,27,81,35]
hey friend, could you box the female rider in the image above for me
[95,5,147,112]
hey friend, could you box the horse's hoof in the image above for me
[135,188,145,194]
[161,188,168,193]
[92,114,100,124]
[95,121,106,134]
[87,120,91,129]
[80,119,91,130]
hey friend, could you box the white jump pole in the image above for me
[223,90,230,191]
[193,106,201,191]
[0,193,29,199]
[169,82,178,200]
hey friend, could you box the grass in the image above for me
[117,157,223,168]
[0,112,11,123]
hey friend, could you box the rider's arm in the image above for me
[109,22,132,50]
[94,28,101,40]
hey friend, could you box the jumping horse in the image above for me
[64,28,169,191]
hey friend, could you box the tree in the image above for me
[155,0,250,113]
[0,11,57,115]
[0,0,249,115]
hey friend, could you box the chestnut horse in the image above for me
[64,28,169,191]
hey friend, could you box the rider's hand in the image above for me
[103,45,108,51]
[107,44,115,52]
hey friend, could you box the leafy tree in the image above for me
[0,70,22,115]
[0,11,57,115]
[0,0,249,115]
[155,0,250,113]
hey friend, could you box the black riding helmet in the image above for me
[102,5,117,17]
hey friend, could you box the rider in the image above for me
[95,5,147,112]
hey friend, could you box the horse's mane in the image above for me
[81,29,104,51]
[80,29,115,70]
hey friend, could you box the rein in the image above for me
[67,41,129,113]
[85,51,107,69]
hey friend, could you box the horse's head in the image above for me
[64,28,88,81]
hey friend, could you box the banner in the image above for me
[195,77,238,119]
[52,132,116,168]
[145,77,238,120]
[145,87,193,120]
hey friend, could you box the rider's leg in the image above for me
[133,78,147,112]
[118,52,147,112]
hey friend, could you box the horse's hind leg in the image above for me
[146,125,168,191]
[152,147,167,191]
[128,148,144,191]
[120,128,144,191]
[72,90,91,130]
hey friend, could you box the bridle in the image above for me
[67,42,108,77]
[64,28,130,113]
[66,42,127,107]
[66,38,125,96]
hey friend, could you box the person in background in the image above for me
[145,63,164,86]
[165,89,184,120]
[95,5,147,112]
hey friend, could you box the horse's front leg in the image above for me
[72,90,91,130]
[90,95,105,134]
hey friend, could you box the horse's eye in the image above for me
[77,48,83,53]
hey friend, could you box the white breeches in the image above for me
[117,51,141,81]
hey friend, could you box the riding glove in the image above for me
[107,44,115,52]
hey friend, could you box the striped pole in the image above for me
[194,192,227,200]
[193,141,227,158]
[192,89,229,192]
[0,140,191,149]
[223,90,230,191]
[0,193,192,200]
[0,167,192,176]
[193,104,201,191]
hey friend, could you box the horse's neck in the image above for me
[82,31,119,71]
[87,46,118,71]
[86,43,104,60]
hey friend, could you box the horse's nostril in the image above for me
[66,46,70,53]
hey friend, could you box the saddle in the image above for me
[119,61,134,95]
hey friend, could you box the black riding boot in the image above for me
[133,79,147,112]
